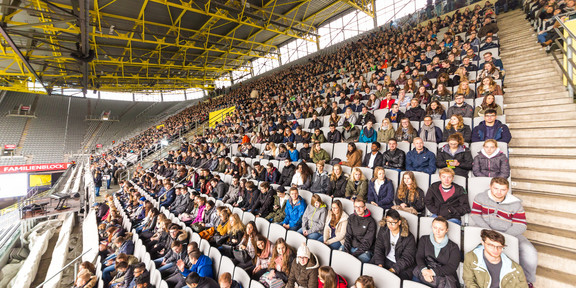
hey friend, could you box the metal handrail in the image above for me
[35,248,92,288]
[550,12,576,97]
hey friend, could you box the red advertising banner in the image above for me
[0,162,71,174]
[96,144,103,148]
[4,144,16,150]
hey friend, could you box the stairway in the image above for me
[498,10,576,287]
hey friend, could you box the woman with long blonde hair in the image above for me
[392,171,425,215]
[443,114,471,142]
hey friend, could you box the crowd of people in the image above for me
[87,1,540,288]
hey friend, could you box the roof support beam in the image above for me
[78,0,90,95]
[338,0,374,18]
[0,24,49,94]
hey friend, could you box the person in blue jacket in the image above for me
[471,110,511,143]
[160,182,176,208]
[358,120,378,143]
[281,187,307,231]
[406,137,437,174]
[287,142,299,162]
[178,248,213,278]
[367,167,395,210]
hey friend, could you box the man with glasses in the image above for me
[471,109,511,143]
[463,229,528,288]
[341,198,376,263]
[470,177,537,287]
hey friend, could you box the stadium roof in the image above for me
[0,0,374,94]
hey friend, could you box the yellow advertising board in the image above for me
[209,106,236,128]
[29,174,52,187]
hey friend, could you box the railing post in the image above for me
[567,37,574,96]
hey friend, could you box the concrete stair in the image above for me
[499,9,576,287]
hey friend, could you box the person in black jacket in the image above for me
[240,181,261,211]
[327,164,347,198]
[382,139,406,171]
[250,182,275,217]
[265,163,280,184]
[278,159,296,187]
[362,142,384,169]
[185,272,219,288]
[371,209,416,280]
[341,198,376,263]
[413,217,460,287]
[424,168,470,225]
[404,99,426,121]
[326,124,342,143]
[355,106,377,126]
[299,141,312,162]
[209,178,228,200]
[436,133,473,177]
[251,162,266,181]
[94,170,102,196]
[308,114,323,129]
[242,143,259,158]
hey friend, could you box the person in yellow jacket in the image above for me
[463,229,528,288]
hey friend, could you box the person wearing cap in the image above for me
[286,243,320,288]
[265,186,289,223]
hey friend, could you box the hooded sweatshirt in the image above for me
[472,148,510,178]
[301,204,327,234]
[344,209,377,256]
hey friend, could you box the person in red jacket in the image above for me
[318,266,348,288]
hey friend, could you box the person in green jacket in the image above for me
[310,142,330,164]
[345,167,368,200]
[265,186,290,223]
[463,229,528,288]
[311,128,327,143]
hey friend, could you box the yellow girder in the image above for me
[338,0,375,18]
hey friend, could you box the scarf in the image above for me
[481,148,501,158]
[362,127,375,138]
[419,123,437,143]
[429,233,449,258]
[260,240,271,259]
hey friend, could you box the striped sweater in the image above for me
[470,191,527,237]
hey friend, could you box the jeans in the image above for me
[107,179,111,189]
[95,186,101,196]
[317,236,342,250]
[537,32,548,43]
[102,263,115,284]
[342,247,373,263]
[430,214,461,225]
[518,235,538,283]
[307,232,323,240]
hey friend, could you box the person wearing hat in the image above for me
[286,243,320,288]
[265,186,289,223]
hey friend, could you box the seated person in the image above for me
[404,98,426,121]
[345,167,368,200]
[318,266,348,288]
[353,276,375,288]
[281,187,307,231]
[311,128,327,143]
[175,248,214,286]
[446,94,474,118]
[308,114,323,129]
[341,198,376,263]
[310,142,331,164]
[470,177,537,285]
[474,94,503,117]
[385,104,405,123]
[338,107,357,126]
[309,161,330,194]
[328,164,348,198]
[298,194,327,240]
[424,167,471,225]
[367,167,395,210]
[265,186,289,223]
[358,120,378,143]
[249,182,275,217]
[258,238,294,287]
[371,209,416,280]
[355,106,376,126]
[342,121,360,142]
[265,163,281,184]
[471,109,511,143]
[443,114,472,142]
[395,118,418,143]
[418,116,443,144]
[436,133,473,177]
[413,217,460,287]
[341,142,363,167]
[463,229,528,288]
[299,141,313,162]
[286,243,320,287]
[472,139,510,178]
[219,272,243,288]
[320,200,349,250]
[382,138,405,171]
[406,138,436,174]
[279,159,296,187]
[185,272,219,288]
[362,142,384,169]
[392,171,425,215]
[326,124,342,143]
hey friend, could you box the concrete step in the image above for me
[500,46,543,57]
[535,265,576,288]
[509,155,576,170]
[504,90,568,102]
[511,167,576,183]
[504,103,576,115]
[508,118,576,129]
[509,126,576,138]
[504,82,565,93]
[504,69,560,81]
[534,244,576,281]
[511,178,576,196]
[505,98,573,109]
[503,58,557,71]
[509,146,576,156]
[506,108,576,120]
[517,191,576,216]
[525,223,576,252]
[501,32,538,42]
